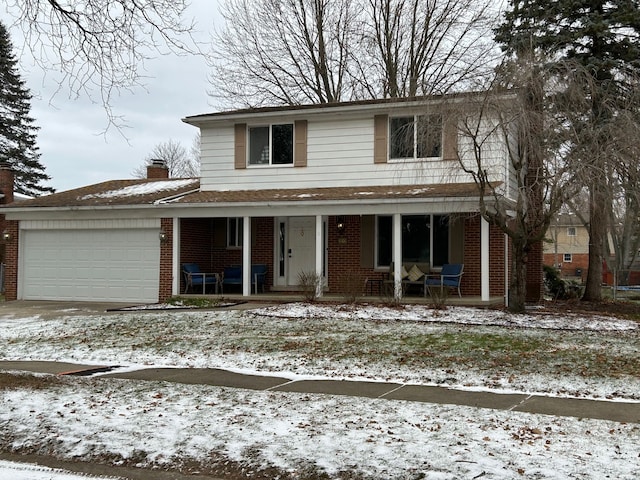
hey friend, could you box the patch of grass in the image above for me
[0,372,62,391]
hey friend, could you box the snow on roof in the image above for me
[78,179,198,200]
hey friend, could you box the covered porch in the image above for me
[165,183,510,303]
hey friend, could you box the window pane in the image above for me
[377,216,392,267]
[227,218,243,247]
[272,124,293,164]
[390,117,414,159]
[279,222,286,277]
[402,215,430,264]
[228,218,237,247]
[249,126,269,165]
[416,115,442,158]
[432,215,449,266]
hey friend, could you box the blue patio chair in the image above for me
[424,263,464,298]
[181,263,220,294]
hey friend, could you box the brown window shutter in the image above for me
[442,115,458,161]
[374,115,388,164]
[212,218,227,247]
[234,123,247,169]
[294,120,308,167]
[360,215,375,268]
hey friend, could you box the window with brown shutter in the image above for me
[374,115,388,164]
[294,120,307,167]
[234,123,247,169]
[442,115,458,161]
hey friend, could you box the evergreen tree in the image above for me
[0,21,53,197]
[495,1,640,302]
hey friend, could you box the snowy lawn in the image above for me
[0,302,639,479]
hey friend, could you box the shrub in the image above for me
[298,271,323,302]
[340,272,364,304]
[543,265,583,300]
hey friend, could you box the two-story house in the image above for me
[0,95,535,304]
[543,213,589,281]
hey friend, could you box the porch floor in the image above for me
[181,292,506,308]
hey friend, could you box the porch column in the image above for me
[393,213,402,300]
[481,216,490,302]
[172,217,180,296]
[242,216,251,296]
[315,215,323,298]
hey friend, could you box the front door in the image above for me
[287,216,316,286]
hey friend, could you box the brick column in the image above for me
[158,218,174,302]
[3,220,18,300]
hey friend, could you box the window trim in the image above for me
[567,227,577,237]
[563,253,573,263]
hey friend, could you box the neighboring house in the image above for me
[0,95,542,304]
[543,214,589,281]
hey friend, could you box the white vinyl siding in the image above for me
[199,114,506,192]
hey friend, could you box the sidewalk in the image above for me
[1,360,638,424]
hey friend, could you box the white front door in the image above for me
[287,216,316,286]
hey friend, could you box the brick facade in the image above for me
[174,214,511,299]
[462,214,507,297]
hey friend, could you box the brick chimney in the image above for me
[146,159,169,179]
[0,163,14,205]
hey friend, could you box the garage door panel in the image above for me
[21,229,160,302]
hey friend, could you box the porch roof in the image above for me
[171,182,490,205]
[0,179,500,214]
[0,178,200,209]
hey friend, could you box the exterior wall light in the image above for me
[2,230,11,242]
[336,215,346,235]
[159,230,168,243]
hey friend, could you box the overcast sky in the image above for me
[7,0,219,193]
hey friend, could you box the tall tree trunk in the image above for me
[583,184,606,300]
[509,237,528,313]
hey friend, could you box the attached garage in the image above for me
[19,220,161,303]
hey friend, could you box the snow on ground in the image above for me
[0,303,639,478]
[252,302,639,331]
[1,374,639,479]
[1,303,638,399]
[0,460,123,479]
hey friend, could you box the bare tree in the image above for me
[132,138,200,179]
[5,0,199,127]
[211,0,358,107]
[600,82,640,286]
[455,58,580,312]
[210,0,499,107]
[363,0,497,98]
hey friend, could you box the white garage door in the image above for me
[20,229,160,303]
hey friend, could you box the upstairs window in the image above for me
[567,227,576,237]
[248,124,294,166]
[389,114,442,160]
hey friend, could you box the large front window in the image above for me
[248,124,294,165]
[390,114,442,160]
[376,214,449,267]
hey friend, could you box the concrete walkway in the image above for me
[1,360,638,424]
